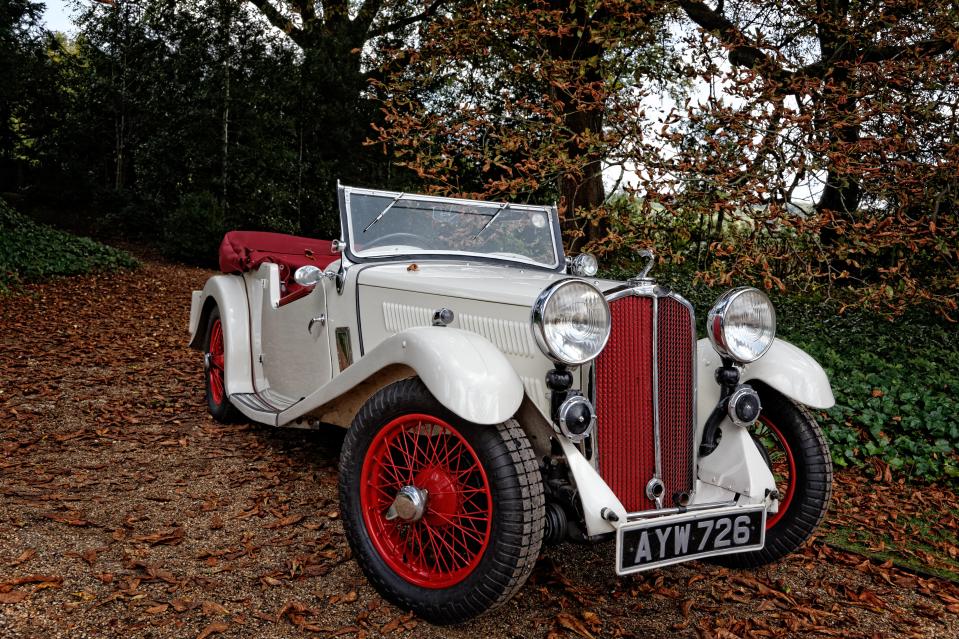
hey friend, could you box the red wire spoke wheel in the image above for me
[360,414,492,588]
[208,318,226,405]
[340,378,545,625]
[753,415,797,530]
[203,307,240,423]
[710,387,832,569]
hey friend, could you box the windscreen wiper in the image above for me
[472,202,510,240]
[363,192,406,233]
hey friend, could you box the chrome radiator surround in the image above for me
[593,283,698,513]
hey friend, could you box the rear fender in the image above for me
[279,327,524,427]
[187,275,253,397]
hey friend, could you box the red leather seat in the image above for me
[218,231,338,305]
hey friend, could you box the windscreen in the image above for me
[345,190,560,269]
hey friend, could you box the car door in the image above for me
[249,264,334,404]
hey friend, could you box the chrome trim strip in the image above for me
[651,295,662,486]
[588,363,598,467]
[625,499,738,521]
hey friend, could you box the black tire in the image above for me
[203,306,241,423]
[711,387,832,568]
[339,378,545,625]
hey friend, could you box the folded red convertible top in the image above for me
[218,230,338,275]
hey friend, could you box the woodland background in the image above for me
[1,3,957,494]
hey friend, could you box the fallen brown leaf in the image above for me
[0,592,28,604]
[8,549,36,566]
[196,621,229,639]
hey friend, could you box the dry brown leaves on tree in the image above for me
[0,258,957,638]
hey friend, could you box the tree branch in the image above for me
[860,37,957,64]
[367,0,446,38]
[292,0,316,24]
[248,0,306,47]
[354,0,385,34]
[676,0,798,91]
[796,35,957,78]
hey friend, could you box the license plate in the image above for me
[616,505,766,575]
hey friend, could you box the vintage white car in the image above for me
[188,185,834,624]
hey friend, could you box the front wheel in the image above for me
[339,378,545,624]
[711,387,833,569]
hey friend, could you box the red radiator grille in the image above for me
[594,294,695,512]
[658,296,695,502]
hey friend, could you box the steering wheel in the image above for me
[362,232,424,249]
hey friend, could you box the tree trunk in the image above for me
[813,0,861,246]
[545,0,608,253]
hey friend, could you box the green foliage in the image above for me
[781,302,959,485]
[161,192,227,266]
[0,198,138,289]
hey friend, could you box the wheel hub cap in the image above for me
[385,486,428,522]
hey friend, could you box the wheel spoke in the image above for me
[359,413,493,589]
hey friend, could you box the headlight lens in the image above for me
[570,253,599,277]
[707,287,776,363]
[531,280,611,365]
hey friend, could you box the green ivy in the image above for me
[0,199,138,290]
[780,300,959,484]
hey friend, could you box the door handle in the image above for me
[308,315,326,334]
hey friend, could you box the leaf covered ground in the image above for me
[1,260,958,639]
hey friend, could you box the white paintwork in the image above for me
[743,339,835,409]
[246,263,333,402]
[696,338,834,434]
[555,436,624,536]
[693,336,832,501]
[358,261,575,306]
[188,274,254,397]
[356,272,557,420]
[279,327,525,426]
[696,420,777,500]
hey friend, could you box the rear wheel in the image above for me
[711,388,832,568]
[204,307,240,423]
[339,378,545,624]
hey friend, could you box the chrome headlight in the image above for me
[570,253,599,277]
[707,287,776,363]
[531,280,611,365]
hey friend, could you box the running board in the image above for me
[230,391,299,426]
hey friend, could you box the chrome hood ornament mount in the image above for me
[627,249,656,287]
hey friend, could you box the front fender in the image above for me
[742,339,835,409]
[279,327,524,426]
[187,275,253,397]
[697,338,834,426]
[694,337,832,501]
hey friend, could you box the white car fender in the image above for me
[279,326,525,426]
[695,337,833,500]
[697,338,834,437]
[741,339,835,409]
[696,421,777,501]
[188,275,254,397]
